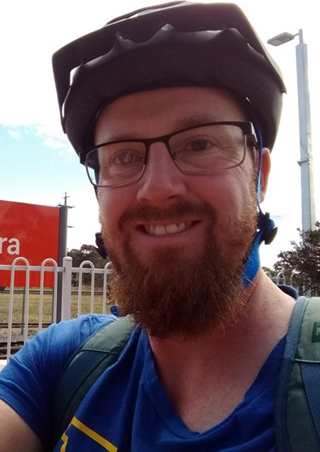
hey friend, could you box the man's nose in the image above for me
[136,143,187,205]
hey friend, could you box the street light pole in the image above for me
[295,30,316,232]
[268,30,316,231]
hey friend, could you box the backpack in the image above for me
[52,315,136,444]
[53,297,320,451]
[275,296,320,452]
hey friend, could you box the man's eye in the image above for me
[113,151,142,165]
[188,138,212,152]
[180,136,219,153]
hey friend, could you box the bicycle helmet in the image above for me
[52,1,286,157]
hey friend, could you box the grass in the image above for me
[0,288,113,341]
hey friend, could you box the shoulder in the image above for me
[0,314,117,387]
[0,314,116,447]
[13,314,117,374]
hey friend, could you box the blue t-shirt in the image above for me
[0,315,285,451]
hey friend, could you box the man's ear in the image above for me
[258,148,271,202]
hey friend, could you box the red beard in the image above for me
[104,196,257,339]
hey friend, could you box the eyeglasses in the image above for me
[81,121,257,188]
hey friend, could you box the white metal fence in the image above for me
[0,257,113,360]
[0,257,315,362]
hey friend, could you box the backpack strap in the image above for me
[275,297,320,452]
[52,315,136,445]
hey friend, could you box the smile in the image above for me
[144,222,192,236]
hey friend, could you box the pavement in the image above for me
[0,360,7,371]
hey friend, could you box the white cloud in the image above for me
[7,130,22,140]
[43,136,70,151]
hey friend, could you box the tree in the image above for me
[68,244,109,286]
[68,244,108,267]
[262,266,277,279]
[274,222,320,296]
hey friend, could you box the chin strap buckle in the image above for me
[260,212,278,245]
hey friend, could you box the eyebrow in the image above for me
[100,115,222,143]
[171,115,221,130]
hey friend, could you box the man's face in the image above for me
[96,87,260,338]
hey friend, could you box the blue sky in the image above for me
[1,124,85,199]
[1,0,319,268]
[1,125,75,192]
[0,123,100,249]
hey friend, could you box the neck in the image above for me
[149,269,287,352]
[147,269,295,431]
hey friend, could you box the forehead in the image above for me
[94,87,248,142]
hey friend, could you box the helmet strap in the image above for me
[242,125,277,287]
[95,231,108,258]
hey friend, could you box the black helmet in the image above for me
[52,1,286,158]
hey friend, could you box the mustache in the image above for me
[119,200,217,226]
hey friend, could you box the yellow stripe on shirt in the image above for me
[69,416,118,452]
[60,431,69,452]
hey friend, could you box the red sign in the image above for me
[0,200,60,287]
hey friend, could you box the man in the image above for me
[0,2,297,451]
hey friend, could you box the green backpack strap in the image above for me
[275,296,320,452]
[52,315,136,445]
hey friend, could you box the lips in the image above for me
[144,222,192,235]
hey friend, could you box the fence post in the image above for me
[61,256,72,320]
[21,287,26,335]
[276,271,286,285]
[56,204,69,322]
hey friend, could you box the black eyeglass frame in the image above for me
[80,121,258,188]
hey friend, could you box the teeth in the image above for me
[154,225,167,236]
[178,223,187,232]
[145,223,190,235]
[166,224,179,234]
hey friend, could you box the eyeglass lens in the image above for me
[85,124,247,187]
